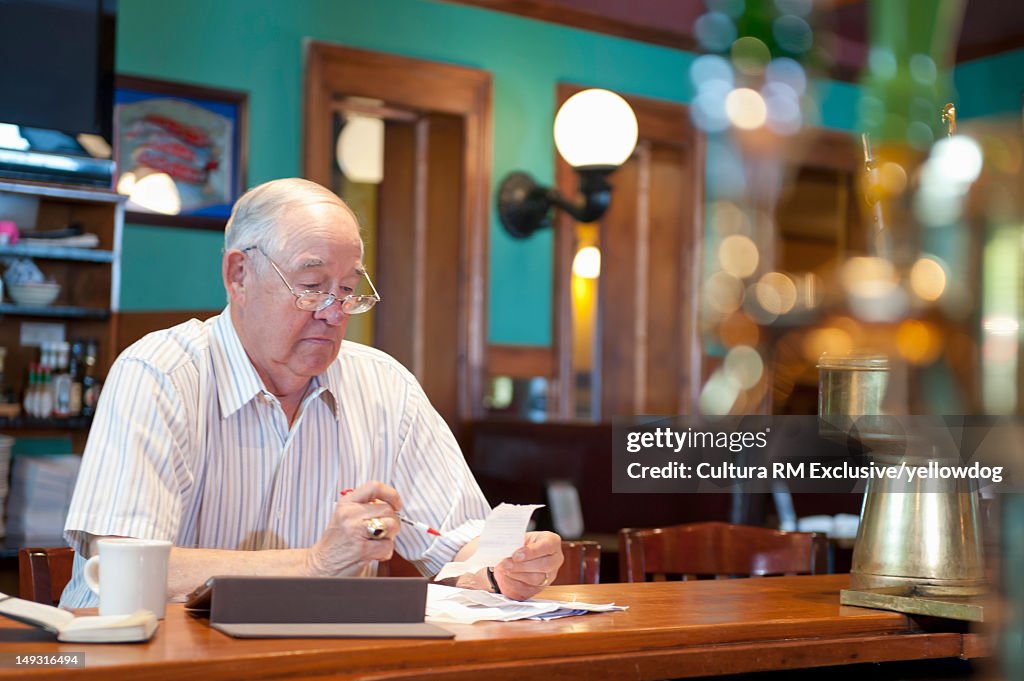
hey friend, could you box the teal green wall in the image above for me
[816,80,862,132]
[120,225,225,309]
[954,48,1024,119]
[115,0,1004,346]
[117,0,698,345]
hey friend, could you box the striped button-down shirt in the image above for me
[61,307,489,608]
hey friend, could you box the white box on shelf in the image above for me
[5,453,81,540]
[19,321,66,347]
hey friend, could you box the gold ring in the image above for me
[365,518,387,539]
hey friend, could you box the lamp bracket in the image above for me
[497,171,552,239]
[497,166,616,239]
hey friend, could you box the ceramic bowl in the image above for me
[8,281,60,306]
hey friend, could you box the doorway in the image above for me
[303,43,492,435]
[553,85,706,420]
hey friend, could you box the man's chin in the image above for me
[294,340,340,373]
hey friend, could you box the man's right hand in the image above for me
[306,481,402,576]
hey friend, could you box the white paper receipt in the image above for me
[435,503,543,581]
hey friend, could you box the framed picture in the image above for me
[114,75,248,231]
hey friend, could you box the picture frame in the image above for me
[114,75,248,231]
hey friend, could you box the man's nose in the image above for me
[313,298,347,325]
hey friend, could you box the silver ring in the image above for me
[365,518,387,539]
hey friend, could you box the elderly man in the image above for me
[60,178,562,608]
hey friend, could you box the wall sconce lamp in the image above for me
[336,115,385,184]
[497,88,638,239]
[572,245,602,279]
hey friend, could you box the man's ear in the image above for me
[223,249,249,303]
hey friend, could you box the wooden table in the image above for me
[0,574,984,680]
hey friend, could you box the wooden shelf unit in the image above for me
[0,243,116,263]
[0,180,123,447]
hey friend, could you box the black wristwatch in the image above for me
[486,567,502,594]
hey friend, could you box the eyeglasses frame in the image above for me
[242,246,380,314]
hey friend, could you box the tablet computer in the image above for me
[185,576,453,639]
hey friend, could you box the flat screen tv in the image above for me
[0,0,117,186]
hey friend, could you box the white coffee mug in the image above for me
[83,538,172,618]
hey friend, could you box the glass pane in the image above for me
[570,222,600,419]
[482,375,549,421]
[331,111,381,347]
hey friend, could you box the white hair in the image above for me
[224,178,362,264]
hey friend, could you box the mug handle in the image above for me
[83,555,101,595]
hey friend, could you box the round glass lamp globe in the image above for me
[553,89,638,168]
[572,245,602,279]
[336,116,385,184]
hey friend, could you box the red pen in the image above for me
[340,489,442,537]
[396,513,442,537]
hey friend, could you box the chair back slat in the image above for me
[554,540,600,585]
[18,547,74,605]
[618,522,828,582]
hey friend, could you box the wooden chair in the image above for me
[18,547,75,605]
[618,522,829,582]
[554,540,600,585]
[381,539,602,585]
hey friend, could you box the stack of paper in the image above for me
[19,233,100,248]
[436,503,542,581]
[425,584,626,624]
[0,435,12,537]
[428,502,626,624]
[5,454,81,540]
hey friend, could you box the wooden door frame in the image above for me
[303,42,492,422]
[552,84,705,419]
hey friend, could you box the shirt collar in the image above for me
[317,358,342,418]
[209,306,341,420]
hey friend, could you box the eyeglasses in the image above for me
[243,246,380,315]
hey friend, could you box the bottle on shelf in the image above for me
[81,339,101,417]
[23,364,37,417]
[39,368,53,418]
[68,340,83,417]
[41,342,57,372]
[0,346,7,403]
[23,362,53,419]
[53,341,72,418]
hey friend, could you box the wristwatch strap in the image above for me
[486,567,502,595]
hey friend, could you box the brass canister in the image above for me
[817,353,889,418]
[817,353,986,595]
[817,354,900,456]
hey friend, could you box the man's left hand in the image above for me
[492,531,564,601]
